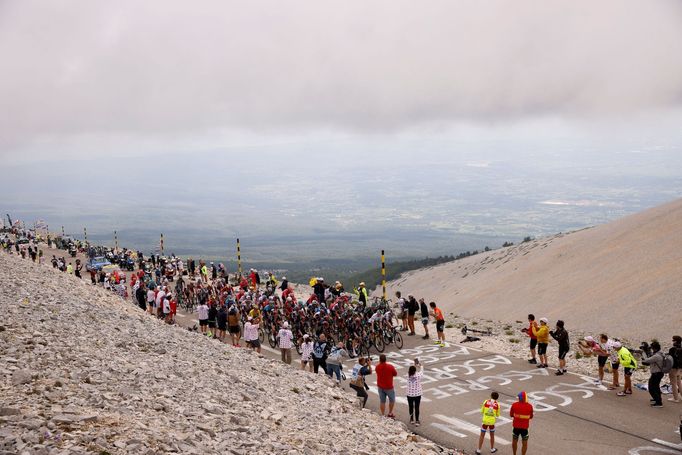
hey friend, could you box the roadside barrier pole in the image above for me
[160,233,164,257]
[114,231,118,252]
[381,249,386,301]
[237,238,242,276]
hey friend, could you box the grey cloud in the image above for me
[1,0,681,146]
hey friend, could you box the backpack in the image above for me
[662,353,674,373]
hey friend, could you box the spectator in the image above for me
[375,354,397,418]
[549,320,569,375]
[615,342,636,397]
[419,298,430,340]
[312,334,329,374]
[532,318,549,368]
[477,391,500,454]
[510,391,534,455]
[668,335,682,403]
[350,357,372,408]
[641,341,665,407]
[300,334,313,371]
[326,342,348,385]
[521,314,538,364]
[277,322,293,364]
[406,359,423,426]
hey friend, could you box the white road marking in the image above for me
[432,414,511,445]
[652,439,682,450]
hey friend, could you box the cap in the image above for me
[283,322,289,328]
[518,391,528,402]
[540,317,548,324]
[612,341,622,349]
[584,336,595,343]
[359,282,365,286]
[303,334,309,339]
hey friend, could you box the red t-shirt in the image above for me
[527,322,537,340]
[375,362,397,390]
[510,401,534,429]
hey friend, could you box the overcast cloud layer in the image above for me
[1,0,682,150]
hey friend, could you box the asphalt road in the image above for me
[174,308,682,455]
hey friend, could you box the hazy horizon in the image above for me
[1,1,681,263]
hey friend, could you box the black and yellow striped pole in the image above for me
[160,233,164,257]
[381,249,386,301]
[84,227,88,245]
[114,230,118,252]
[61,226,65,237]
[236,238,242,276]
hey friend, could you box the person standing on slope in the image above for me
[197,300,209,335]
[510,391,534,455]
[521,314,538,364]
[532,318,549,368]
[614,341,636,397]
[396,291,408,332]
[406,295,418,336]
[668,335,682,402]
[419,298,430,340]
[641,341,666,407]
[429,301,446,347]
[355,282,368,306]
[277,322,293,364]
[549,320,569,375]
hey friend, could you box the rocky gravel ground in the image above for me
[0,251,446,455]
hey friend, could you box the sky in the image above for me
[1,1,681,258]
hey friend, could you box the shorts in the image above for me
[558,346,569,360]
[537,343,548,356]
[436,320,445,333]
[229,325,240,334]
[512,428,529,440]
[199,319,208,326]
[624,367,634,376]
[217,323,227,331]
[611,362,620,370]
[421,317,429,326]
[378,387,396,404]
[208,320,216,329]
[481,424,495,432]
[529,338,538,350]
[249,339,261,348]
[597,355,608,367]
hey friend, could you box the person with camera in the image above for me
[521,314,539,364]
[641,341,667,407]
[549,320,569,375]
[406,358,424,426]
[350,357,372,408]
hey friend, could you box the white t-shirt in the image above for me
[155,291,166,308]
[147,290,155,303]
[163,298,171,314]
[197,304,209,320]
[244,322,259,341]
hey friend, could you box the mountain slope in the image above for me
[0,252,437,455]
[384,198,682,341]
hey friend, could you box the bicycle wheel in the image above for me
[393,331,403,349]
[268,333,277,349]
[373,333,385,352]
[346,340,357,359]
[259,328,265,343]
[296,340,303,356]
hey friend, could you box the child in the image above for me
[510,391,534,455]
[476,391,500,454]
